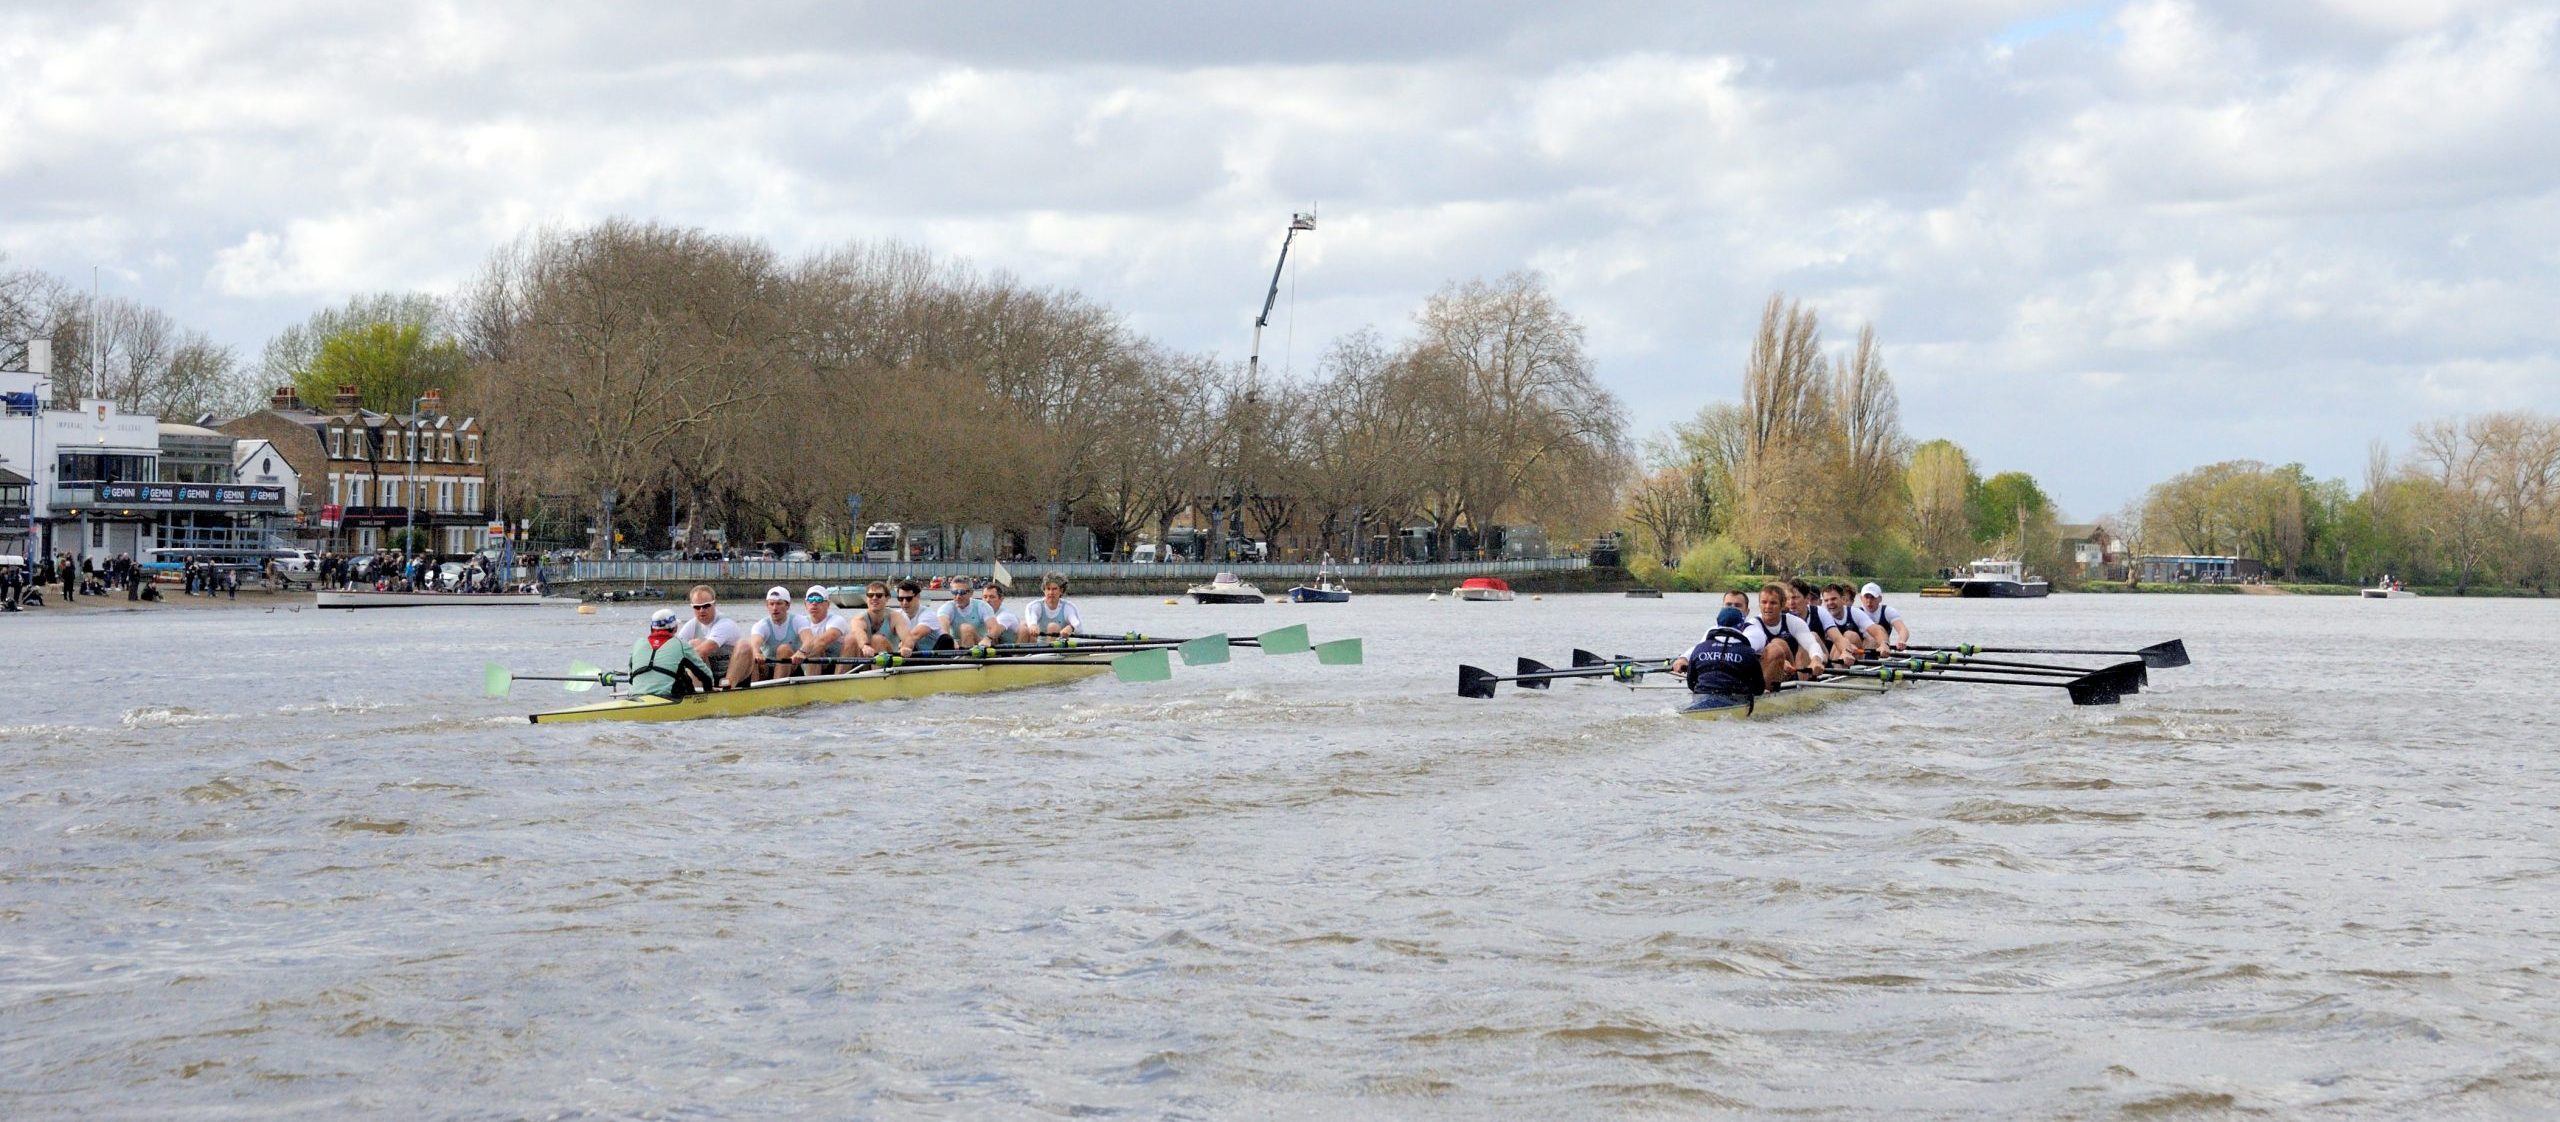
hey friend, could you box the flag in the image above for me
[991,558,1014,592]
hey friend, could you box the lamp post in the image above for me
[405,396,427,556]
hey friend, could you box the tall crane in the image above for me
[1245,211,1316,401]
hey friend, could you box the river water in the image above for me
[3,592,2555,1118]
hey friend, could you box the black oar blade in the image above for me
[1458,664,1500,699]
[1571,648,1609,670]
[2140,639,2190,669]
[2065,671,2124,706]
[1516,657,1556,690]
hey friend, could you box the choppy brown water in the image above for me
[3,593,2556,1118]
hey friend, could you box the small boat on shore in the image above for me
[1947,558,2049,599]
[1452,577,1514,602]
[1287,557,1352,603]
[2360,586,2417,599]
[1188,572,1267,604]
[318,589,560,609]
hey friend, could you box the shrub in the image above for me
[1628,553,1674,589]
[1677,536,1746,592]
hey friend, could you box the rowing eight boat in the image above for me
[526,654,1112,724]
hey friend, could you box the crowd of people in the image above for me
[317,550,532,594]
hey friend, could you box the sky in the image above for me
[3,0,2555,519]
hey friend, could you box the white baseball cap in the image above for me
[805,585,830,602]
[765,586,791,602]
[648,608,680,630]
[1860,582,1884,597]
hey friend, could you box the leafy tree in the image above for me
[298,321,469,416]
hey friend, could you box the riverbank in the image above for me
[1,587,318,614]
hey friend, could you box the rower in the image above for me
[898,579,949,652]
[676,584,742,686]
[740,585,806,684]
[788,585,854,676]
[1780,579,1829,679]
[1026,573,1082,640]
[1818,582,1868,664]
[848,580,913,658]
[1744,581,1825,689]
[935,576,1002,649]
[981,583,1027,646]
[1721,588,1751,615]
[629,607,717,699]
[1667,606,1766,711]
[1854,581,1909,654]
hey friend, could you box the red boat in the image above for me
[1452,576,1514,602]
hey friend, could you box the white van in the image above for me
[1130,543,1163,564]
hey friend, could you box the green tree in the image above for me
[294,321,468,415]
[1906,438,1975,568]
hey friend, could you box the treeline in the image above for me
[0,259,257,419]
[254,219,1629,558]
[1620,294,2065,584]
[2125,413,2560,592]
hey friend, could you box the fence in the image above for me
[559,556,1592,585]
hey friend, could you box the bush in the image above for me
[1627,553,1674,589]
[1676,536,1746,592]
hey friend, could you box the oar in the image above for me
[1871,656,2145,695]
[483,661,619,698]
[1459,660,1654,698]
[1915,652,2146,684]
[1932,639,2189,669]
[1832,664,2125,705]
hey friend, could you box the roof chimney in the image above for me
[420,387,443,417]
[332,384,360,412]
[269,386,302,411]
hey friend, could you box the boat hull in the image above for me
[1680,676,1901,720]
[526,657,1112,724]
[1286,586,1351,603]
[319,590,559,609]
[2360,588,2417,599]
[1952,579,2049,598]
[1451,588,1514,601]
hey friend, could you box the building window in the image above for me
[437,480,454,513]
[330,428,343,458]
[442,434,455,462]
[463,480,481,512]
[92,521,105,547]
[350,477,368,506]
[467,435,480,463]
[329,476,341,505]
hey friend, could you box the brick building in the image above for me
[218,386,493,555]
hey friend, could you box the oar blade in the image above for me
[1516,657,1556,691]
[2140,639,2191,669]
[1176,633,1231,666]
[2065,671,2124,706]
[1571,648,1609,669]
[1458,664,1500,699]
[566,660,605,693]
[2102,660,2146,694]
[483,662,512,698]
[1312,638,1363,666]
[1255,623,1311,655]
[1112,648,1174,683]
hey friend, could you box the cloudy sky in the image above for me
[4,0,2555,517]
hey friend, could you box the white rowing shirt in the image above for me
[799,607,855,645]
[1851,601,1905,637]
[1736,613,1824,661]
[676,613,742,650]
[1816,604,1861,636]
[990,606,1022,637]
[750,612,809,653]
[1027,598,1081,634]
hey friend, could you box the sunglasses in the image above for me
[690,603,715,610]
[896,593,917,600]
[866,591,887,598]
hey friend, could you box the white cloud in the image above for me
[1,0,2556,517]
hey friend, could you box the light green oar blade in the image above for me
[1255,623,1310,655]
[483,663,512,698]
[1176,633,1231,666]
[1112,648,1174,683]
[1312,638,1363,666]
[565,660,605,693]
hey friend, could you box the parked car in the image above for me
[273,549,319,575]
[783,549,814,563]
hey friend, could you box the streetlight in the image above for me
[406,395,427,558]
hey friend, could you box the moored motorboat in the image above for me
[1947,558,2049,598]
[1287,556,1352,603]
[319,589,561,609]
[1452,576,1515,602]
[1189,572,1267,604]
[526,655,1112,724]
[2360,586,2417,599]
